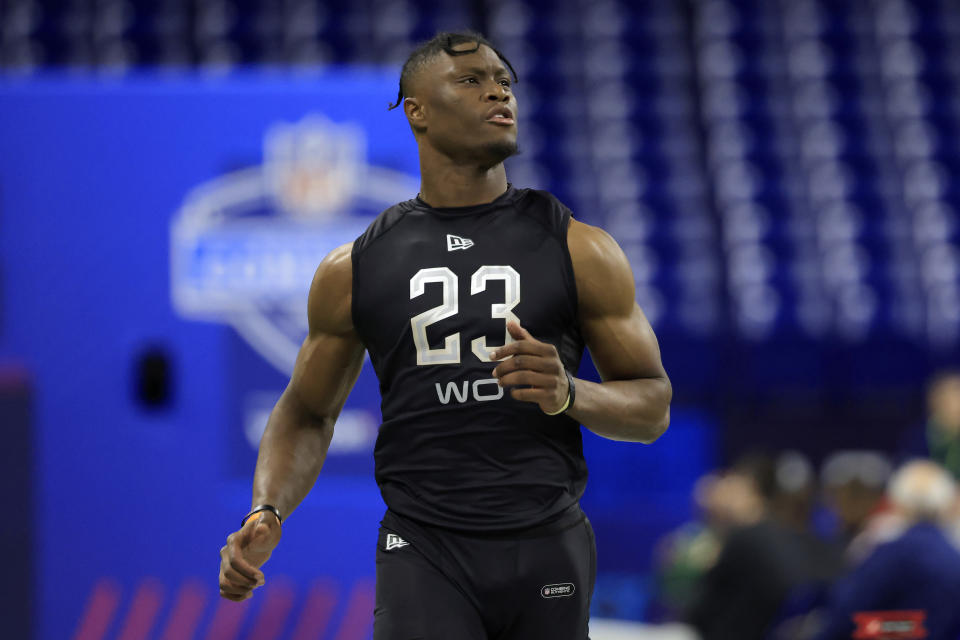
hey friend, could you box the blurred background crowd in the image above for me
[650,373,960,639]
[2,0,960,638]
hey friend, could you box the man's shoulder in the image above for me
[352,198,418,257]
[510,186,574,235]
[859,523,960,578]
[900,523,960,558]
[513,186,568,212]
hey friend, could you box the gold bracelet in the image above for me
[544,370,576,416]
[543,392,571,416]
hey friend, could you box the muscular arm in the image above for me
[251,242,366,518]
[565,218,671,443]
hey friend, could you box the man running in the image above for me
[218,31,671,640]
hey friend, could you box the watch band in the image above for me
[543,370,576,416]
[241,504,283,527]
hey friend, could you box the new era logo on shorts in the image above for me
[540,583,576,598]
[384,533,409,551]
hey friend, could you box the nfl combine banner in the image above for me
[0,70,417,640]
[171,114,416,375]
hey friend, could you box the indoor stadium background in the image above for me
[1,0,959,639]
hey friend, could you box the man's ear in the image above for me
[404,97,427,133]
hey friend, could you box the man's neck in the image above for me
[417,148,509,208]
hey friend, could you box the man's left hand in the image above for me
[491,321,570,414]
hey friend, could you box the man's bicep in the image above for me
[581,302,666,382]
[288,329,365,421]
[287,241,366,420]
[569,219,667,382]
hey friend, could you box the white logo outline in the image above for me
[446,234,474,251]
[170,114,419,376]
[385,533,410,551]
[540,583,576,598]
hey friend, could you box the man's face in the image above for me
[407,43,519,167]
[929,375,960,435]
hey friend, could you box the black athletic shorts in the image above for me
[373,506,596,640]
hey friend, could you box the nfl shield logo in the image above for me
[171,114,417,375]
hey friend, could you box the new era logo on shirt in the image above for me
[447,234,474,251]
[385,533,409,551]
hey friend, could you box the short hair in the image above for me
[888,459,956,522]
[388,31,518,110]
[927,368,960,395]
[821,450,893,490]
[731,452,777,501]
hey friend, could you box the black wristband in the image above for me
[241,504,282,527]
[544,369,577,415]
[566,369,576,411]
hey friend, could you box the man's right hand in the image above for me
[218,512,282,601]
[218,243,363,602]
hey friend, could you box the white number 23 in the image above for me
[409,265,520,366]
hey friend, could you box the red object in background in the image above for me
[0,362,30,388]
[852,610,928,639]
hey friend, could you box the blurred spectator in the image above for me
[769,452,844,586]
[651,474,723,621]
[900,370,960,479]
[771,451,817,531]
[813,460,960,640]
[685,453,842,640]
[651,469,758,621]
[820,451,894,563]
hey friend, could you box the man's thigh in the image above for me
[374,526,487,640]
[496,518,596,640]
